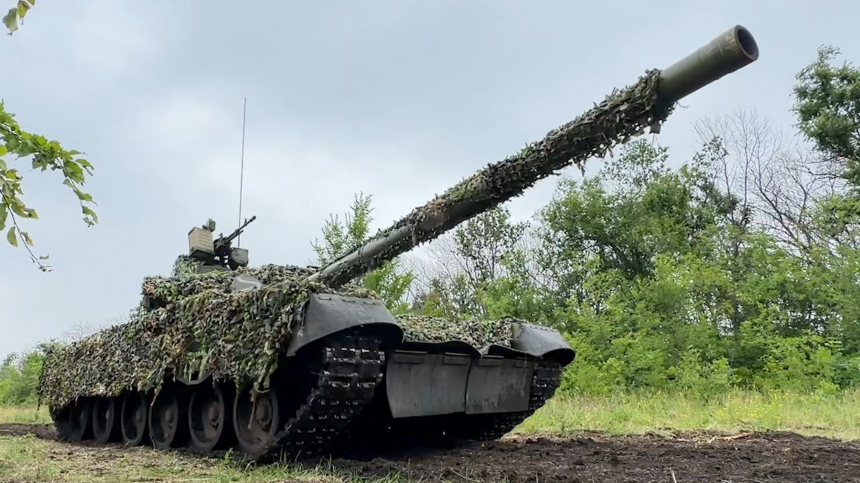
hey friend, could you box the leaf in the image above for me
[16,0,29,19]
[82,205,98,224]
[9,200,27,218]
[0,146,6,156]
[21,230,32,245]
[2,7,17,34]
[73,187,93,202]
[6,226,17,247]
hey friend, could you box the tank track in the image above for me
[48,331,386,462]
[451,359,563,441]
[254,332,385,461]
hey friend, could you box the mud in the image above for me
[3,423,860,482]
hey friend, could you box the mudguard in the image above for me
[510,322,575,365]
[285,292,404,356]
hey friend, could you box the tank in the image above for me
[36,25,760,461]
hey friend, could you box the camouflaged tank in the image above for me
[37,25,760,461]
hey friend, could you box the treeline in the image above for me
[1,44,857,406]
[0,346,50,405]
[315,45,860,397]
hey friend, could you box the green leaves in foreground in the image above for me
[0,101,97,270]
[2,0,33,35]
[2,1,98,270]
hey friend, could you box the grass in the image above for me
[2,389,860,481]
[0,434,382,482]
[517,388,860,440]
[0,403,49,424]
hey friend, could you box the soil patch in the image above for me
[3,423,860,482]
[0,423,54,440]
[334,431,860,482]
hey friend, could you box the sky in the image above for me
[0,0,857,358]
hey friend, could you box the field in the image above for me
[3,391,860,482]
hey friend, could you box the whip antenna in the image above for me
[238,97,247,247]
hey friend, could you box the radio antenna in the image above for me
[237,97,247,247]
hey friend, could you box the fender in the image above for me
[510,322,575,365]
[285,292,404,356]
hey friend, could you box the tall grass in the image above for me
[516,389,860,440]
[0,405,49,424]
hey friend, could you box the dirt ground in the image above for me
[3,423,860,482]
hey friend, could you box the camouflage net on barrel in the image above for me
[318,69,673,288]
[38,261,371,411]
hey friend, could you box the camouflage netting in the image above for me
[317,69,674,288]
[396,315,517,348]
[141,257,319,309]
[38,259,371,411]
[37,255,522,411]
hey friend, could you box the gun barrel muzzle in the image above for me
[656,25,759,106]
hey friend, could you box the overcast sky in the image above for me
[0,0,856,358]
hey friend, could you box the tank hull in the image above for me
[43,292,573,460]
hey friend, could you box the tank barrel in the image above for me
[305,25,759,289]
[655,25,758,108]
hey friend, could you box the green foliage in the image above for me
[0,102,97,271]
[2,4,98,270]
[2,0,32,35]
[793,45,860,189]
[413,89,860,399]
[311,193,415,313]
[0,343,54,405]
[414,206,534,319]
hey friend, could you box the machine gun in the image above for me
[187,215,257,271]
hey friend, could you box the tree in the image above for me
[311,193,415,313]
[412,206,530,318]
[2,0,98,271]
[793,45,860,190]
[792,45,860,250]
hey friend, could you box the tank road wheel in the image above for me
[188,382,235,452]
[55,397,93,442]
[120,392,149,446]
[148,383,189,450]
[233,382,281,457]
[92,397,122,444]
